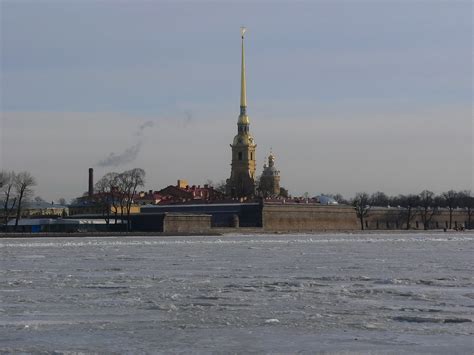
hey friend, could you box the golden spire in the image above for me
[240,26,247,111]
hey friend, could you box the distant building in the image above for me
[24,201,69,217]
[0,200,68,220]
[156,180,225,204]
[68,193,140,216]
[315,195,339,205]
[135,190,163,205]
[226,28,257,198]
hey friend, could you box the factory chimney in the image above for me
[88,168,94,197]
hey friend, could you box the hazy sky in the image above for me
[1,0,472,202]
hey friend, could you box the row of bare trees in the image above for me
[0,171,37,231]
[93,168,145,231]
[348,190,474,230]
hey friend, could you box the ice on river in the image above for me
[1,232,473,353]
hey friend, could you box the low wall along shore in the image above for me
[3,202,471,235]
[262,203,471,232]
[163,213,212,234]
[262,204,359,231]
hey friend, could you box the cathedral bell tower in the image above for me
[226,27,257,198]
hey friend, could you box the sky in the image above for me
[1,0,472,202]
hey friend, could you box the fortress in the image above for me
[60,28,472,235]
[128,29,471,234]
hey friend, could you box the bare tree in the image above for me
[1,171,17,230]
[417,190,438,230]
[57,198,67,205]
[397,194,420,230]
[121,168,145,231]
[95,173,116,227]
[370,191,390,207]
[214,180,227,195]
[114,172,129,225]
[441,190,458,229]
[14,172,37,231]
[34,196,46,203]
[256,175,267,198]
[95,172,120,225]
[331,193,349,205]
[352,192,370,230]
[0,172,5,188]
[458,190,474,229]
[279,187,289,198]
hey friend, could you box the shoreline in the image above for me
[1,228,472,239]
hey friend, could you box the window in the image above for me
[250,152,253,160]
[238,152,242,161]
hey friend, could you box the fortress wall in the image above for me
[262,204,359,231]
[262,204,471,232]
[365,209,408,230]
[365,209,471,230]
[431,210,472,229]
[163,213,212,234]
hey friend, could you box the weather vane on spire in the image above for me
[240,26,247,39]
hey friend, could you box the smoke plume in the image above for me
[96,121,154,167]
[137,120,154,135]
[97,142,142,167]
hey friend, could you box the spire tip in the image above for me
[240,26,247,39]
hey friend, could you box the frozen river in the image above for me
[1,233,473,353]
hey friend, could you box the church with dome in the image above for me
[258,152,281,197]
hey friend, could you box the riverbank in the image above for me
[1,228,471,238]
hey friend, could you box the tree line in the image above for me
[333,190,474,231]
[88,168,145,231]
[0,171,37,231]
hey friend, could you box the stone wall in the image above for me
[262,203,471,232]
[262,203,359,231]
[365,208,471,230]
[163,213,212,234]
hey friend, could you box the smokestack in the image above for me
[88,168,94,197]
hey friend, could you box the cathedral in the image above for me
[226,28,280,198]
[226,27,257,197]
